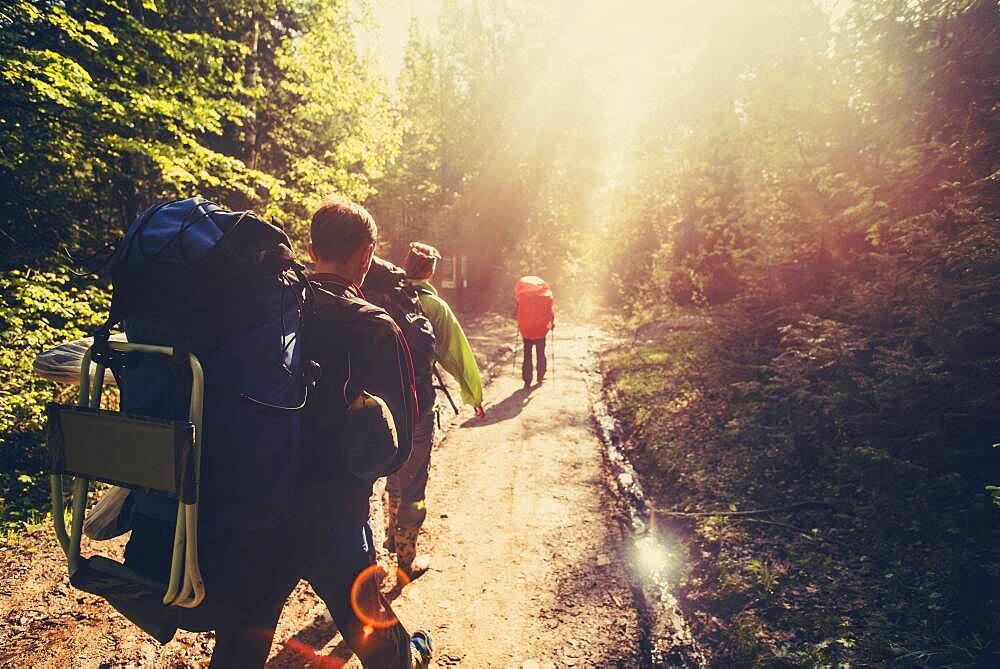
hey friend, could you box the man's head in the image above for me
[308,195,378,284]
[404,242,441,280]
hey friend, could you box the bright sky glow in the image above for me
[360,0,849,126]
[550,2,680,131]
[355,0,848,193]
[360,0,683,137]
[358,0,439,88]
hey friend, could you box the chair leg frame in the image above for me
[50,342,206,609]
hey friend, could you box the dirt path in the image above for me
[0,318,642,667]
[387,322,641,667]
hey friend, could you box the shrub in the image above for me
[0,269,110,531]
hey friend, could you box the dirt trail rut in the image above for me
[0,319,642,667]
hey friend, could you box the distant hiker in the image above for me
[380,241,485,578]
[515,275,554,389]
[301,196,432,667]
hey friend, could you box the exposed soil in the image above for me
[0,316,646,668]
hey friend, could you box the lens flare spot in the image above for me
[350,564,411,629]
[281,638,346,667]
[634,534,671,576]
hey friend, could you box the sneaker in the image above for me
[410,630,433,668]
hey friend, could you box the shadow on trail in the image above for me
[461,386,535,427]
[265,613,352,668]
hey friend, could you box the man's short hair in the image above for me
[310,195,377,263]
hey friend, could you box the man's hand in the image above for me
[474,405,486,418]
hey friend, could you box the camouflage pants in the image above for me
[384,409,435,572]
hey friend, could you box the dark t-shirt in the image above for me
[301,274,417,532]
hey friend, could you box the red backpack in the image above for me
[515,276,554,340]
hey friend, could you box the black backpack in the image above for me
[363,256,437,413]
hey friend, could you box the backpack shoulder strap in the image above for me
[310,283,340,305]
[410,285,433,297]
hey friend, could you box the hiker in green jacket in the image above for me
[405,242,485,416]
[384,241,485,577]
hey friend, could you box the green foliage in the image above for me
[0,270,110,530]
[0,0,396,267]
[607,333,1000,666]
[607,0,1000,606]
[0,0,397,531]
[1,0,258,266]
[604,3,1000,643]
[369,1,607,299]
[262,0,400,235]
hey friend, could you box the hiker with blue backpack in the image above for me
[300,195,433,668]
[41,196,432,668]
[373,241,485,579]
[67,198,313,666]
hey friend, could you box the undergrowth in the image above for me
[603,328,1000,668]
[1,270,111,537]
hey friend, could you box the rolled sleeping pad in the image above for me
[33,333,128,385]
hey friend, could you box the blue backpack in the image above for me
[104,197,310,532]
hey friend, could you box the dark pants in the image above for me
[522,337,547,385]
[304,523,412,667]
[124,514,301,668]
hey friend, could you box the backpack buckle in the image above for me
[91,327,113,367]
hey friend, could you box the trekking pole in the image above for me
[433,365,459,415]
[512,332,520,376]
[550,327,555,380]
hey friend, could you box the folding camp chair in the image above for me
[46,339,205,642]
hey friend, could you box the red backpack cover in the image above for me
[515,276,554,340]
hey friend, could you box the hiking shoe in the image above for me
[402,554,432,581]
[410,630,433,668]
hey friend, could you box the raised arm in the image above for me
[423,294,484,409]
